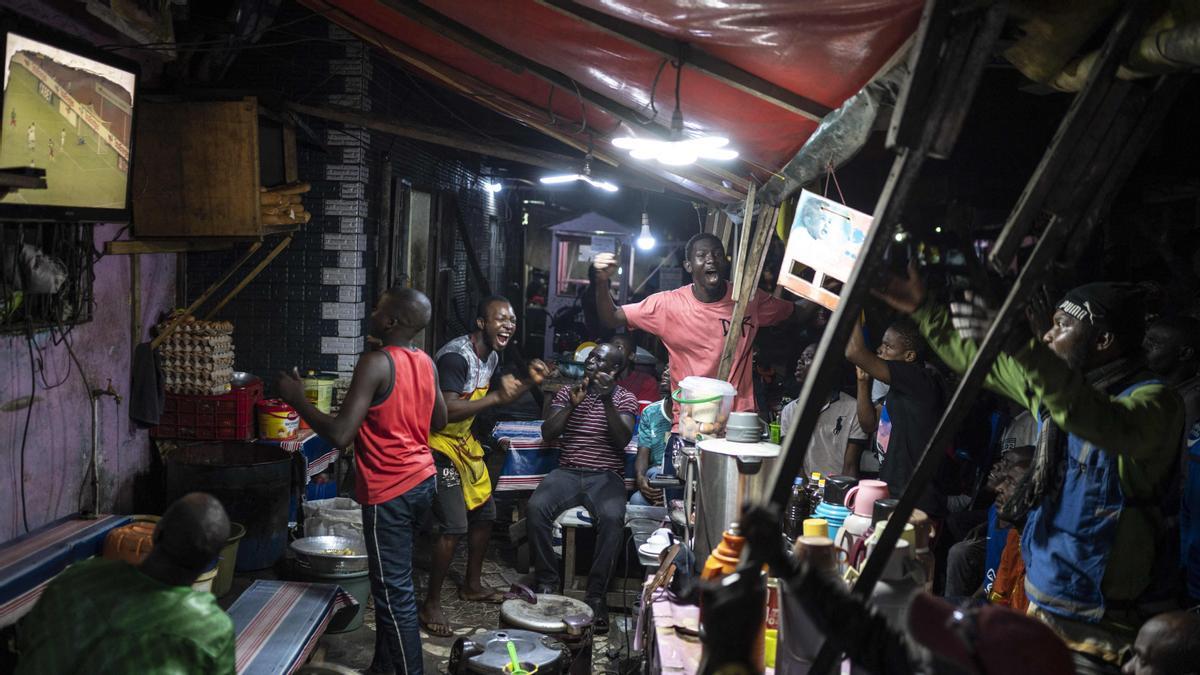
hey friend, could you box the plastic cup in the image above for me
[769,422,781,444]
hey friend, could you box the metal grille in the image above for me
[0,222,94,334]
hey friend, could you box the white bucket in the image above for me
[673,376,737,442]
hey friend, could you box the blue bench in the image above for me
[229,580,356,675]
[0,514,131,628]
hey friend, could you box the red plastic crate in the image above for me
[151,379,264,440]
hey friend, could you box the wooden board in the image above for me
[133,98,262,237]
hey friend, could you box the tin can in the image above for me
[765,577,780,631]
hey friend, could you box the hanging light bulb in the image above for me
[483,180,503,194]
[538,154,619,192]
[611,59,738,167]
[637,211,656,250]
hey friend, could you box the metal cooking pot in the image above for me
[694,438,780,565]
[290,535,368,575]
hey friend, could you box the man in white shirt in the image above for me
[779,343,868,477]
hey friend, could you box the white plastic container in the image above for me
[673,376,737,442]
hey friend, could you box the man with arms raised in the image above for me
[591,233,806,427]
[420,296,551,636]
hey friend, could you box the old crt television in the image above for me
[0,23,138,221]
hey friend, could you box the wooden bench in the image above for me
[0,514,131,628]
[229,580,356,675]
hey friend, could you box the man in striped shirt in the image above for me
[530,343,637,632]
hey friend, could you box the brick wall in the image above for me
[186,7,516,389]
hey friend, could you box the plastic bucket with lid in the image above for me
[257,399,299,440]
[672,376,736,442]
[300,372,337,429]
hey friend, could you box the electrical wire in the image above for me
[20,327,35,533]
[631,58,670,126]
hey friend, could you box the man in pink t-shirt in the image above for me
[592,232,803,428]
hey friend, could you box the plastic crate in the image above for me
[151,379,264,440]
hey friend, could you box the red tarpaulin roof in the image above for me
[304,0,922,202]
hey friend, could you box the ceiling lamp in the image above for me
[611,58,738,167]
[483,180,503,194]
[636,211,656,250]
[539,155,619,192]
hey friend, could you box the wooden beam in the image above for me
[538,0,831,123]
[105,238,250,255]
[204,236,294,320]
[313,0,746,200]
[287,100,582,172]
[718,202,777,383]
[151,241,265,349]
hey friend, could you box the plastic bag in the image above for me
[303,497,363,538]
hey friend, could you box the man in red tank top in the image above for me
[278,287,446,675]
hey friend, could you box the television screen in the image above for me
[0,29,137,221]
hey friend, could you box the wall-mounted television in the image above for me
[0,23,138,222]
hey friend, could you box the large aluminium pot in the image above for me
[693,438,781,566]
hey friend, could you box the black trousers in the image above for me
[528,467,626,600]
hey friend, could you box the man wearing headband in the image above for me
[875,267,1183,670]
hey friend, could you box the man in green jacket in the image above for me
[873,265,1182,668]
[17,493,235,674]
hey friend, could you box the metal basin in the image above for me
[290,535,368,575]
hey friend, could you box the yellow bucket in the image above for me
[303,372,336,413]
[257,399,299,440]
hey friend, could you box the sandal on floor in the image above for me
[419,617,455,638]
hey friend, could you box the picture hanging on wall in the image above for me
[777,189,873,311]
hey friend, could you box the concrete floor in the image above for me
[229,531,640,674]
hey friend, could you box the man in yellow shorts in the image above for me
[419,296,551,636]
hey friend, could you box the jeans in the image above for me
[629,466,683,506]
[528,467,626,600]
[363,476,436,675]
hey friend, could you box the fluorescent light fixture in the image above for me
[613,135,738,167]
[484,181,503,193]
[611,59,738,167]
[636,212,656,250]
[538,158,619,192]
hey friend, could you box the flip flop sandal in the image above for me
[420,618,455,638]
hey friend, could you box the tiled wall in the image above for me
[186,10,515,388]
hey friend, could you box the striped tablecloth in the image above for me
[258,430,339,479]
[229,580,357,675]
[491,420,638,492]
[0,514,131,628]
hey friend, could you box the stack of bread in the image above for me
[157,315,235,395]
[260,181,311,226]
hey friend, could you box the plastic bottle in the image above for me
[811,478,827,516]
[804,472,822,517]
[784,477,808,538]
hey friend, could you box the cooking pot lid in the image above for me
[500,594,593,633]
[453,629,565,671]
[696,438,780,457]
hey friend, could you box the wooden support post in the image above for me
[717,202,776,383]
[730,184,757,304]
[204,236,294,320]
[150,241,264,349]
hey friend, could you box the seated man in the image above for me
[631,365,674,506]
[530,343,637,632]
[17,493,235,674]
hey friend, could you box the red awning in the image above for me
[306,0,922,202]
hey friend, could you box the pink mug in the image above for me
[845,479,890,517]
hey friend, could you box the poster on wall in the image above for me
[777,189,873,311]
